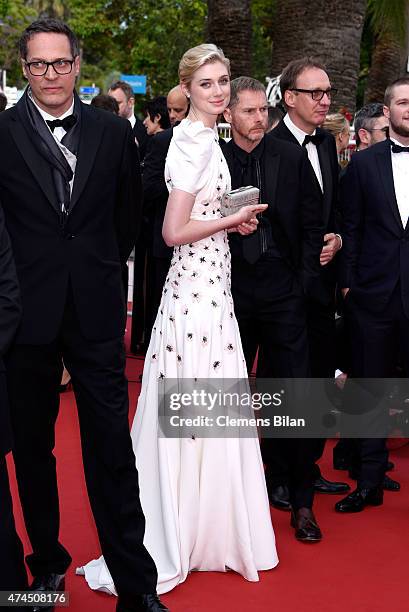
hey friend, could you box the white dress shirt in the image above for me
[284,113,324,192]
[390,137,409,228]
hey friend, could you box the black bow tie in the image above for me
[391,143,409,154]
[46,115,77,133]
[303,133,324,147]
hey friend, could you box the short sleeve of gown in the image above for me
[166,120,215,196]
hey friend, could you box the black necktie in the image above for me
[303,133,325,147]
[391,143,409,154]
[46,115,77,133]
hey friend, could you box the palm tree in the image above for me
[270,0,367,113]
[207,0,252,78]
[364,0,408,103]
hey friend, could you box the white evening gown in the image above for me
[79,119,278,595]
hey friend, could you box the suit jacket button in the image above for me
[67,234,76,240]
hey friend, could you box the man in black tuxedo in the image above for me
[336,77,409,513]
[223,77,325,542]
[0,19,166,612]
[272,57,349,498]
[0,204,27,602]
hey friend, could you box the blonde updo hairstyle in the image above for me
[179,43,230,97]
[322,113,349,139]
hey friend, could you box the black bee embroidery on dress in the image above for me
[211,261,216,267]
[211,236,215,242]
[204,203,209,207]
[213,360,221,370]
[219,324,223,331]
[187,332,193,340]
[151,353,157,360]
[166,344,173,352]
[192,292,200,301]
[172,293,179,299]
[204,245,209,250]
[189,243,194,247]
[211,300,218,307]
[208,278,215,285]
[216,275,221,282]
[226,343,234,352]
[202,211,207,215]
[160,308,163,315]
[169,315,174,322]
[177,272,182,278]
[229,312,233,318]
[183,307,188,315]
[191,271,198,278]
[182,264,187,271]
[163,288,168,294]
[177,354,182,363]
[202,336,208,346]
[188,251,195,257]
[215,248,220,253]
[200,257,206,263]
[158,372,165,380]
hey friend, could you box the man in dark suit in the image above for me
[0,19,166,612]
[336,77,409,513]
[223,77,325,542]
[272,57,349,498]
[108,80,148,160]
[0,204,27,602]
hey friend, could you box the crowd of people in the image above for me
[1,14,409,612]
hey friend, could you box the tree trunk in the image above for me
[270,0,367,114]
[207,0,252,79]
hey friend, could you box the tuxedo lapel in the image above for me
[12,102,59,214]
[70,104,104,212]
[317,134,332,228]
[375,142,403,233]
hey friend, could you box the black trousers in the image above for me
[144,255,171,348]
[0,455,27,592]
[306,297,336,480]
[232,257,316,509]
[6,294,157,598]
[343,286,409,488]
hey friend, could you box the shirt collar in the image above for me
[128,114,136,129]
[28,90,75,123]
[390,136,409,149]
[232,136,265,164]
[284,113,316,146]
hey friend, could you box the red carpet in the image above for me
[7,331,409,611]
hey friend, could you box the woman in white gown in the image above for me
[80,43,278,597]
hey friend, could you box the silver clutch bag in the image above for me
[221,185,260,217]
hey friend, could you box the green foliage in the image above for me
[367,0,407,43]
[67,0,207,101]
[252,0,276,83]
[0,0,37,86]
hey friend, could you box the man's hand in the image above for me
[341,288,350,298]
[320,232,341,266]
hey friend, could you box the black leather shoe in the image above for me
[335,487,383,513]
[383,474,400,491]
[31,574,65,612]
[117,594,169,612]
[268,484,291,510]
[291,508,322,542]
[314,475,350,494]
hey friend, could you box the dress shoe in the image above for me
[335,487,383,513]
[314,475,350,494]
[291,508,322,542]
[383,474,400,491]
[117,594,169,612]
[30,574,65,612]
[268,484,291,511]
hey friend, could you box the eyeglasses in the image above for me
[24,59,75,77]
[290,88,337,101]
[367,126,389,134]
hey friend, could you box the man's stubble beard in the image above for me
[390,118,409,139]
